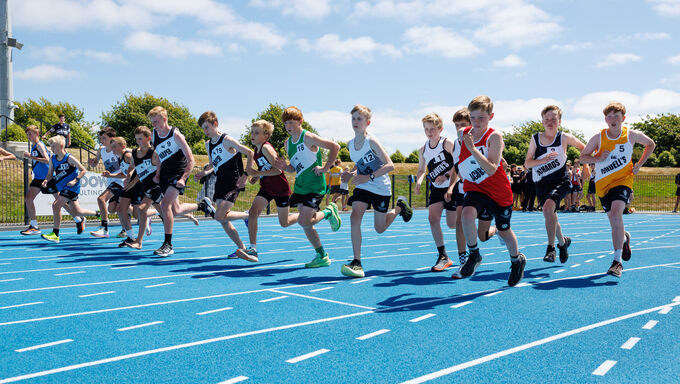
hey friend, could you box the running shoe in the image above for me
[431,254,453,272]
[326,202,341,232]
[117,229,127,238]
[341,259,365,278]
[197,197,216,218]
[305,252,331,268]
[227,250,240,259]
[622,231,631,261]
[153,242,174,257]
[76,217,85,234]
[396,196,413,222]
[607,260,622,278]
[118,237,135,248]
[459,249,482,277]
[458,252,468,265]
[234,247,258,263]
[146,217,152,236]
[508,253,526,287]
[20,226,41,235]
[543,245,556,262]
[558,237,571,263]
[41,232,59,243]
[451,266,464,279]
[90,227,109,238]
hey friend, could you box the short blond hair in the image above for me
[147,106,168,119]
[603,102,626,116]
[251,120,274,138]
[452,108,470,124]
[48,135,65,148]
[111,137,127,148]
[25,125,39,134]
[421,112,443,129]
[541,105,562,120]
[282,106,303,122]
[351,104,372,120]
[468,95,494,115]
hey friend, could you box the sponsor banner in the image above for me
[35,174,107,216]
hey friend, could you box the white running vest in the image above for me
[349,135,391,196]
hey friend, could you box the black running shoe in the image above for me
[154,242,174,257]
[508,253,526,287]
[460,249,482,277]
[431,254,453,272]
[118,237,134,248]
[622,232,631,261]
[607,260,622,278]
[76,217,85,235]
[558,237,571,263]
[198,197,216,218]
[543,245,555,262]
[396,196,413,222]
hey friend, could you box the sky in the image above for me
[8,0,680,153]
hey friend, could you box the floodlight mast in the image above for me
[1,0,22,131]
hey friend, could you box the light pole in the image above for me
[1,0,23,131]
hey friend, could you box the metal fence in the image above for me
[0,158,678,226]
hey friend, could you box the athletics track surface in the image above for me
[0,211,678,383]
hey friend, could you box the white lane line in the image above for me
[584,259,594,263]
[309,287,334,293]
[286,349,330,364]
[117,321,163,332]
[597,255,606,258]
[196,307,233,316]
[0,278,23,283]
[416,266,430,271]
[592,360,617,376]
[554,269,565,274]
[217,376,249,384]
[401,301,680,384]
[620,337,640,350]
[0,302,43,310]
[418,244,429,248]
[451,301,473,309]
[642,320,658,330]
[37,258,60,262]
[397,247,409,251]
[259,296,288,303]
[15,339,73,353]
[350,278,373,284]
[111,266,136,270]
[410,313,436,323]
[514,282,532,288]
[0,263,11,266]
[144,283,175,288]
[54,271,85,276]
[673,296,680,302]
[78,291,115,298]
[269,289,376,310]
[483,291,502,297]
[570,264,581,268]
[356,329,390,340]
[659,306,673,315]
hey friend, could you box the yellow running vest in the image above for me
[594,126,634,198]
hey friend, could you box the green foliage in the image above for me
[567,146,581,163]
[1,124,27,141]
[241,103,318,157]
[13,98,96,147]
[101,93,202,148]
[391,150,405,163]
[656,150,677,167]
[192,141,207,155]
[405,149,419,163]
[338,147,351,162]
[502,146,523,165]
[630,114,680,160]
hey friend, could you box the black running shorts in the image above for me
[599,185,632,213]
[256,189,290,208]
[536,179,571,210]
[428,186,456,211]
[347,188,391,213]
[289,193,324,210]
[463,190,512,231]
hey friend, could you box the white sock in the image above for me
[30,219,38,227]
[614,249,623,263]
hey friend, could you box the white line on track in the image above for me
[659,306,673,315]
[269,289,376,310]
[514,282,532,288]
[620,337,640,350]
[144,283,175,288]
[37,258,60,262]
[585,259,594,263]
[483,291,502,297]
[350,278,373,284]
[410,313,436,323]
[0,263,10,266]
[401,301,680,384]
[111,266,136,270]
[597,255,606,258]
[309,287,334,293]
[416,266,430,271]
[15,339,73,353]
[54,271,85,276]
[592,360,617,376]
[673,296,680,302]
[0,302,43,310]
[356,329,390,340]
[217,376,249,384]
[642,320,658,330]
[196,307,233,316]
[554,269,565,274]
[286,349,330,363]
[78,291,115,298]
[570,264,581,268]
[450,301,472,309]
[259,296,288,303]
[117,321,163,332]
[0,278,23,283]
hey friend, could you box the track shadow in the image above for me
[531,273,617,290]
[375,291,492,313]
[469,265,559,283]
[167,259,298,279]
[372,270,453,287]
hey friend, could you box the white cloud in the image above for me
[668,54,680,65]
[493,54,526,68]
[472,2,562,49]
[124,31,222,58]
[647,0,680,17]
[660,73,680,84]
[33,46,127,64]
[402,26,481,58]
[550,42,595,52]
[83,50,128,64]
[249,0,332,20]
[595,53,642,68]
[297,34,401,61]
[15,65,79,81]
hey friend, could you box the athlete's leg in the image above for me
[351,202,369,260]
[215,199,245,249]
[428,202,445,247]
[247,196,268,246]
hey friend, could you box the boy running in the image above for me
[579,102,655,277]
[524,105,585,263]
[274,106,341,268]
[340,105,412,278]
[21,125,50,235]
[88,128,126,238]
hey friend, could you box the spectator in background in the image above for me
[42,114,71,148]
[0,146,17,161]
[674,172,680,213]
[522,167,536,211]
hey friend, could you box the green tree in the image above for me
[630,113,680,166]
[391,150,405,163]
[240,103,318,157]
[13,98,95,147]
[338,147,351,162]
[406,149,419,163]
[656,150,677,167]
[101,93,202,148]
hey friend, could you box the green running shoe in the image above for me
[41,232,60,243]
[341,259,365,278]
[326,202,342,232]
[305,252,331,268]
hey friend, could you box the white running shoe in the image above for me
[90,227,109,238]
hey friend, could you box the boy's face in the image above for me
[99,135,111,147]
[201,121,218,137]
[26,131,38,142]
[605,111,625,129]
[111,143,124,156]
[50,142,64,154]
[284,119,302,135]
[135,134,150,148]
[469,109,493,130]
[453,120,470,131]
[250,126,268,146]
[149,115,166,130]
[423,121,442,140]
[351,112,370,133]
[542,110,561,130]
[59,116,65,124]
